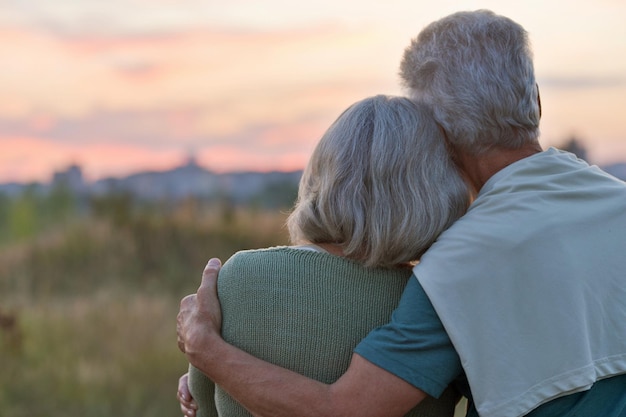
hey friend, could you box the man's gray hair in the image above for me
[287,95,470,268]
[400,10,541,155]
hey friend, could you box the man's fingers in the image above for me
[201,258,222,287]
[178,373,191,401]
[196,258,221,306]
[177,373,196,406]
[179,396,198,417]
[177,258,223,359]
[177,295,197,352]
[177,373,198,417]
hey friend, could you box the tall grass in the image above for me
[0,195,290,417]
[1,294,184,417]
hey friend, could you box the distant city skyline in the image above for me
[1,0,625,183]
[0,152,303,211]
[6,139,625,188]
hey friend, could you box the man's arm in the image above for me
[177,258,427,417]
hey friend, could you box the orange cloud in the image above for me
[0,24,397,118]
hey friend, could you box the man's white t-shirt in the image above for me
[416,148,626,417]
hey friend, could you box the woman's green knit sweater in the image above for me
[188,246,459,417]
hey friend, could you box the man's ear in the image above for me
[536,83,542,119]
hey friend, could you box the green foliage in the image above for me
[1,195,290,299]
[0,194,290,417]
[6,190,38,240]
[0,184,80,245]
[251,181,299,209]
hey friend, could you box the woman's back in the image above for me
[189,247,459,417]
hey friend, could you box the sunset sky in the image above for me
[1,0,625,183]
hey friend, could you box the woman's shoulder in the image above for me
[224,246,309,265]
[225,245,340,265]
[221,246,336,279]
[220,246,313,277]
[223,245,380,274]
[220,246,412,291]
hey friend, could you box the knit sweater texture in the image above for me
[188,246,459,417]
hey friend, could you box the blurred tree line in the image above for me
[0,184,77,244]
[0,183,295,297]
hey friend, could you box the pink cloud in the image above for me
[0,135,184,183]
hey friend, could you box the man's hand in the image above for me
[177,258,223,361]
[177,373,198,417]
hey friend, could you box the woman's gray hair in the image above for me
[287,95,470,268]
[400,10,541,155]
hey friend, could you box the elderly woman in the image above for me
[182,95,471,417]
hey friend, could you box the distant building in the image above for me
[52,164,85,193]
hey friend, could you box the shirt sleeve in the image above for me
[354,275,462,398]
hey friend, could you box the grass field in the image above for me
[0,197,290,417]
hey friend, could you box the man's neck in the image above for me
[454,143,543,192]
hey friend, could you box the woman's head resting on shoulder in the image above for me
[287,95,472,268]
